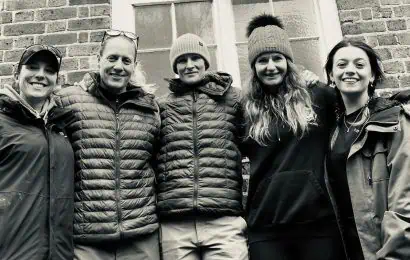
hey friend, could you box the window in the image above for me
[112,0,343,96]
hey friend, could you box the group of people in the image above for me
[0,12,409,260]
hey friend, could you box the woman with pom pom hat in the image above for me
[241,14,346,259]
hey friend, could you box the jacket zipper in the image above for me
[192,90,199,212]
[43,122,54,260]
[114,97,123,237]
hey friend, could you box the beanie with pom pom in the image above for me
[247,14,294,66]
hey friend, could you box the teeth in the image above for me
[31,83,45,88]
[343,79,358,82]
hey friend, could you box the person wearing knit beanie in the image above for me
[242,14,345,260]
[156,33,248,260]
[247,14,294,66]
[169,33,211,74]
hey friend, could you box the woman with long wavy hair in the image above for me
[242,14,345,260]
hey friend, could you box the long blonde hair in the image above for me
[243,59,316,146]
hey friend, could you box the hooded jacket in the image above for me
[53,72,160,244]
[0,85,75,260]
[156,72,244,218]
[326,98,410,260]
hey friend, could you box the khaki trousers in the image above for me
[160,216,249,260]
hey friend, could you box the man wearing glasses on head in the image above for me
[53,30,161,260]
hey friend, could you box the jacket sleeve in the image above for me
[377,109,410,259]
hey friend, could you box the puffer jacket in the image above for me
[326,98,410,260]
[156,72,244,218]
[53,72,160,244]
[0,85,75,260]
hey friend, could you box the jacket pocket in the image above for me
[361,140,389,222]
[248,170,330,227]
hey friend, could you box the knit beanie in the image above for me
[247,14,294,66]
[169,33,211,73]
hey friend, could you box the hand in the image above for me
[301,70,319,87]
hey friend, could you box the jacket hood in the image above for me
[0,84,73,128]
[367,97,402,125]
[167,71,233,96]
[0,84,54,119]
[79,72,158,112]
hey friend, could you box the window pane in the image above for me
[138,51,173,97]
[233,2,270,42]
[175,1,214,44]
[134,4,172,49]
[236,43,251,84]
[236,40,324,84]
[290,39,324,80]
[233,0,318,42]
[272,0,318,38]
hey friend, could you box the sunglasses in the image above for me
[102,30,140,58]
[19,44,63,69]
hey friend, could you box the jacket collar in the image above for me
[166,71,233,97]
[81,72,158,112]
[365,97,402,132]
[0,84,73,129]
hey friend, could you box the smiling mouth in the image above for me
[30,82,47,88]
[342,78,359,83]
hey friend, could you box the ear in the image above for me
[370,72,376,83]
[328,71,335,82]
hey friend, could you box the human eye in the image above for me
[107,55,117,62]
[256,57,269,64]
[26,63,40,70]
[355,61,366,69]
[336,61,346,68]
[176,57,187,64]
[191,55,201,61]
[45,66,57,74]
[123,58,132,65]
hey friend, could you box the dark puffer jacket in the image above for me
[53,72,160,244]
[0,85,75,260]
[156,72,244,218]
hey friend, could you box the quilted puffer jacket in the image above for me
[156,72,244,218]
[53,72,160,244]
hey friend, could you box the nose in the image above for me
[34,68,46,79]
[266,59,276,70]
[344,63,356,75]
[112,59,124,71]
[186,58,194,69]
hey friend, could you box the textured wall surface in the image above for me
[0,0,111,86]
[336,0,410,95]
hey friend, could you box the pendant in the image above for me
[346,128,349,133]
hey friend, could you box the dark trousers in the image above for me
[249,235,346,260]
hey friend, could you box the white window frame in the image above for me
[112,0,343,87]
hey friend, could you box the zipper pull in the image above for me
[368,175,372,186]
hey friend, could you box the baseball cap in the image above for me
[18,44,62,72]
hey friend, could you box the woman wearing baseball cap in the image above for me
[0,44,75,259]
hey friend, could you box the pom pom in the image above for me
[246,14,284,38]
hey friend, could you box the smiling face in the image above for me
[176,54,206,85]
[16,53,58,108]
[254,52,288,89]
[99,36,136,94]
[330,46,375,98]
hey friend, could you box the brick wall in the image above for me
[336,0,410,95]
[0,0,111,86]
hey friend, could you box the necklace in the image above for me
[343,106,366,133]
